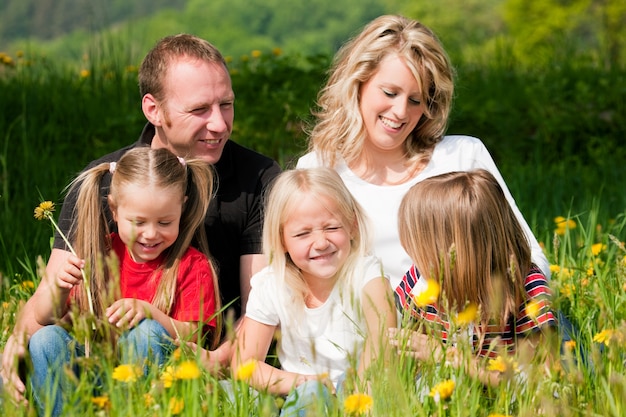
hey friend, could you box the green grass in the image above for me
[1,214,626,416]
[1,42,626,416]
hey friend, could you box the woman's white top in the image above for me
[297,135,550,290]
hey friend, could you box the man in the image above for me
[1,34,281,403]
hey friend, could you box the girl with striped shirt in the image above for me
[390,169,557,386]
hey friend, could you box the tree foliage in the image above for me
[503,0,626,69]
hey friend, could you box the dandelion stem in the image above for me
[48,216,95,316]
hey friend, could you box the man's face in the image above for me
[151,58,235,164]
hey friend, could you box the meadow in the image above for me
[1,43,626,416]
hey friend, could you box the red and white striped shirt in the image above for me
[395,264,556,357]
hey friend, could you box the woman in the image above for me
[297,14,549,290]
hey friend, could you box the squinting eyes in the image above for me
[292,226,343,238]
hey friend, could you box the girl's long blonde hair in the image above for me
[262,168,372,315]
[68,146,222,345]
[398,169,530,327]
[308,14,455,169]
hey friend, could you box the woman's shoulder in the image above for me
[436,135,486,150]
[426,135,492,171]
[296,151,322,168]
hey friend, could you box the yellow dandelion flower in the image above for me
[91,396,109,408]
[526,299,541,320]
[169,397,185,415]
[487,356,509,373]
[272,47,283,56]
[34,201,55,220]
[225,56,233,63]
[591,243,606,256]
[2,55,14,66]
[235,358,257,381]
[20,280,35,290]
[551,265,574,279]
[80,69,90,78]
[16,50,24,58]
[429,379,455,402]
[343,393,373,415]
[456,303,478,326]
[2,301,9,309]
[554,216,576,236]
[593,329,616,346]
[174,360,201,380]
[251,50,262,58]
[240,55,249,62]
[561,283,576,297]
[144,393,155,407]
[411,279,440,308]
[229,68,239,76]
[160,366,175,388]
[172,347,182,361]
[112,364,141,383]
[125,65,137,73]
[563,340,576,351]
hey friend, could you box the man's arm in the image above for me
[1,248,71,403]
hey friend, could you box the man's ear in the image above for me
[142,93,162,126]
[108,195,118,222]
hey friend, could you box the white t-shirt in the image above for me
[297,135,550,290]
[245,256,384,387]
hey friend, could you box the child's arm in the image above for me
[358,276,397,384]
[105,298,199,342]
[34,254,85,325]
[231,317,324,395]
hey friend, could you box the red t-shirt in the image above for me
[112,233,217,327]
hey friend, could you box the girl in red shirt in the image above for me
[30,147,220,416]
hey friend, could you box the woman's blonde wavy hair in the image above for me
[308,14,455,170]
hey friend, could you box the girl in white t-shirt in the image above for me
[232,167,396,416]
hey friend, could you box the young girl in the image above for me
[231,167,396,415]
[390,169,557,386]
[29,147,221,417]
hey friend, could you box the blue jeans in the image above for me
[117,318,174,373]
[557,310,594,371]
[29,325,84,417]
[29,319,173,417]
[280,379,336,417]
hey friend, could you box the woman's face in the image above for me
[358,53,425,158]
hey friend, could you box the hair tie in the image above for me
[177,156,186,167]
[109,162,117,174]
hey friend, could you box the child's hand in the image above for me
[176,340,224,376]
[106,298,149,329]
[296,373,335,394]
[388,327,444,362]
[55,254,85,290]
